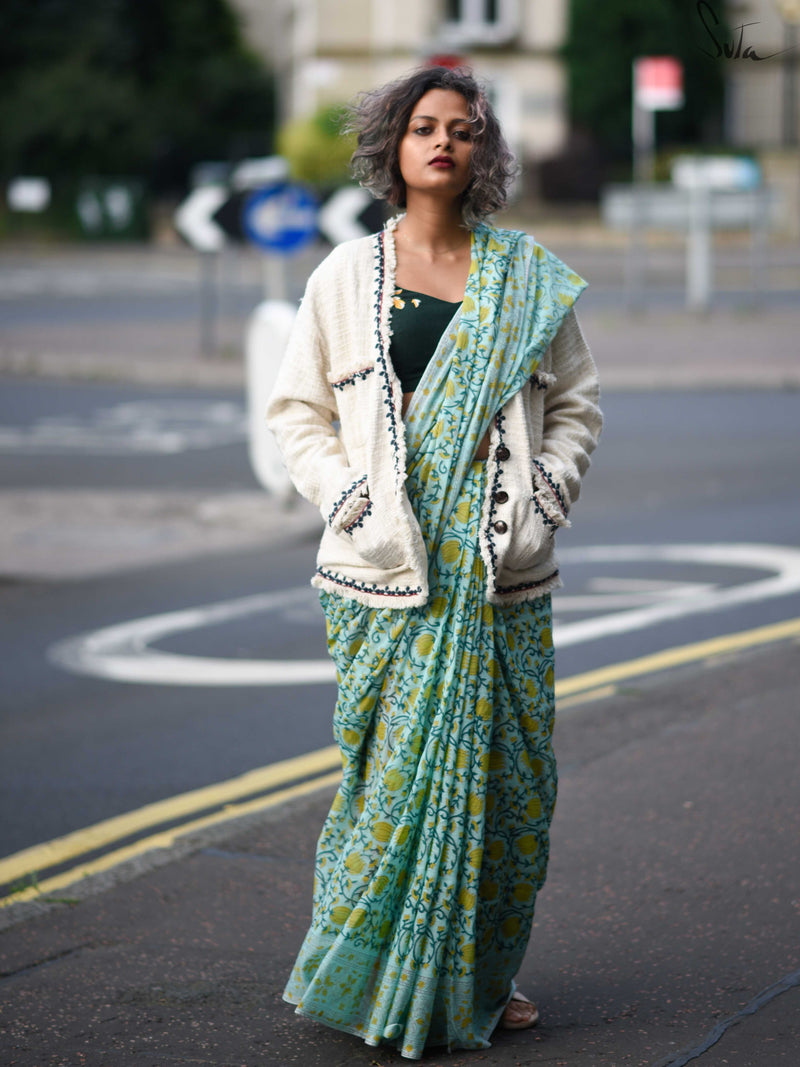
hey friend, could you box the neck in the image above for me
[397,196,468,257]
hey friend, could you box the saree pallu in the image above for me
[284,228,573,1057]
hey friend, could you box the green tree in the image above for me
[0,0,275,193]
[563,0,727,163]
[277,106,357,188]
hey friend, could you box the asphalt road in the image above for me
[2,608,798,1065]
[1,380,799,865]
[0,378,258,491]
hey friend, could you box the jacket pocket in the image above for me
[327,474,370,534]
[532,459,570,528]
[498,499,555,573]
[495,459,569,574]
[322,478,407,571]
[317,509,410,577]
[346,514,408,571]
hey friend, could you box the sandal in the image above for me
[499,990,540,1030]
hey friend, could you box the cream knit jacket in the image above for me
[265,221,602,609]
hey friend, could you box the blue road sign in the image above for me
[241,183,318,254]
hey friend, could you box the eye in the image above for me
[412,124,431,135]
[453,129,472,141]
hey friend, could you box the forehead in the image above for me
[409,88,470,121]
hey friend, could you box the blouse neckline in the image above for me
[395,286,463,306]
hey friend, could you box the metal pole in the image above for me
[783,22,798,147]
[749,190,768,310]
[262,253,287,302]
[629,65,654,312]
[633,106,655,184]
[200,250,219,358]
[625,183,647,312]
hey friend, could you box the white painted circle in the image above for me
[48,543,800,687]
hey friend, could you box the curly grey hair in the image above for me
[346,67,517,229]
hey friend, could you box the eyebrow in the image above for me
[409,113,471,124]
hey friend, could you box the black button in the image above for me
[495,445,510,461]
[493,520,508,534]
[494,490,509,504]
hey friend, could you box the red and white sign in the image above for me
[634,56,684,112]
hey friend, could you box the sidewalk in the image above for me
[0,487,322,582]
[3,303,799,392]
[1,231,799,390]
[1,635,798,1066]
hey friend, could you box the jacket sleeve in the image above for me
[264,269,371,534]
[533,308,602,521]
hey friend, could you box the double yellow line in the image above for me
[3,616,799,908]
[0,748,343,907]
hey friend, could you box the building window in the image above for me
[443,0,518,44]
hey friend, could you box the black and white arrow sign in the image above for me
[317,187,386,245]
[211,190,248,241]
[214,185,387,247]
[177,182,387,251]
[174,185,228,252]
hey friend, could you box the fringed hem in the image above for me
[488,568,562,606]
[311,570,427,609]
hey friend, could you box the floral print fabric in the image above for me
[283,225,570,1057]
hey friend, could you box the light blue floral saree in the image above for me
[283,226,586,1058]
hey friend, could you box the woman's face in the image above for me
[397,88,473,203]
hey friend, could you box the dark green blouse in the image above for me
[389,288,462,393]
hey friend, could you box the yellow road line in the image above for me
[0,744,340,887]
[2,770,344,907]
[3,615,799,903]
[557,684,618,711]
[554,615,800,697]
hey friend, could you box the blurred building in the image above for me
[723,0,798,147]
[230,0,799,224]
[230,0,572,188]
[723,0,800,233]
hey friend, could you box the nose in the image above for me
[435,127,452,150]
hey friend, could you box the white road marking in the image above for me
[49,587,334,687]
[555,543,800,646]
[556,576,717,611]
[0,400,246,454]
[47,543,800,687]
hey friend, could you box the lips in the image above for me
[429,156,454,168]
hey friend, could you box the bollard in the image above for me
[686,184,712,312]
[245,300,298,500]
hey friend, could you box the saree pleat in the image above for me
[284,227,569,1058]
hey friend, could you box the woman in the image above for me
[266,66,602,1058]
